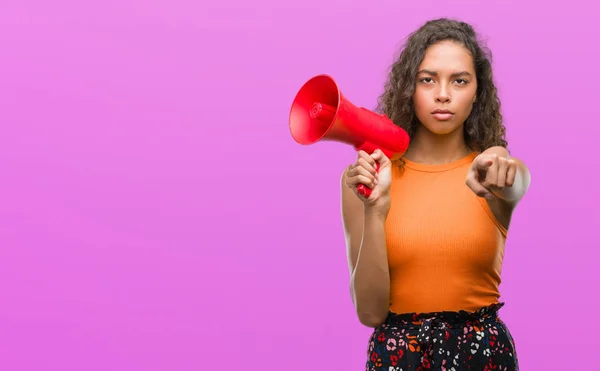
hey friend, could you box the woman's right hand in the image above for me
[344,149,393,214]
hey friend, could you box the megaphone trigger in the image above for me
[356,161,380,198]
[353,141,386,198]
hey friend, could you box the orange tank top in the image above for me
[385,151,508,315]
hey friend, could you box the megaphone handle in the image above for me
[356,162,380,198]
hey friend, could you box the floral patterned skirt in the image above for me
[365,302,519,371]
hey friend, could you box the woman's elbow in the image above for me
[357,311,387,328]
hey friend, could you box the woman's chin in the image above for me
[421,122,463,136]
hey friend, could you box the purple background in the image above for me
[1,0,598,370]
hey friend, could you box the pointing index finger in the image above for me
[475,154,495,170]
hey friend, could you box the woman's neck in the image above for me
[403,125,473,165]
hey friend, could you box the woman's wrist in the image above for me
[364,201,390,221]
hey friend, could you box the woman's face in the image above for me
[412,40,478,136]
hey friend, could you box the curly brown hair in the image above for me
[376,18,508,159]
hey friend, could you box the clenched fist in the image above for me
[345,149,393,211]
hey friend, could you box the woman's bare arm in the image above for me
[341,166,391,328]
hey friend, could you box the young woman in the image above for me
[341,18,531,370]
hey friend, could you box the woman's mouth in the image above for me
[431,109,454,121]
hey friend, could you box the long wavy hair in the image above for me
[376,18,508,164]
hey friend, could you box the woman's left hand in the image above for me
[466,152,517,200]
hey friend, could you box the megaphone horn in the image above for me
[288,74,410,198]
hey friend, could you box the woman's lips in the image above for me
[431,109,454,121]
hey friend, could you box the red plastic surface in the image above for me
[289,74,410,198]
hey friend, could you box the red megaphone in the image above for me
[288,74,410,198]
